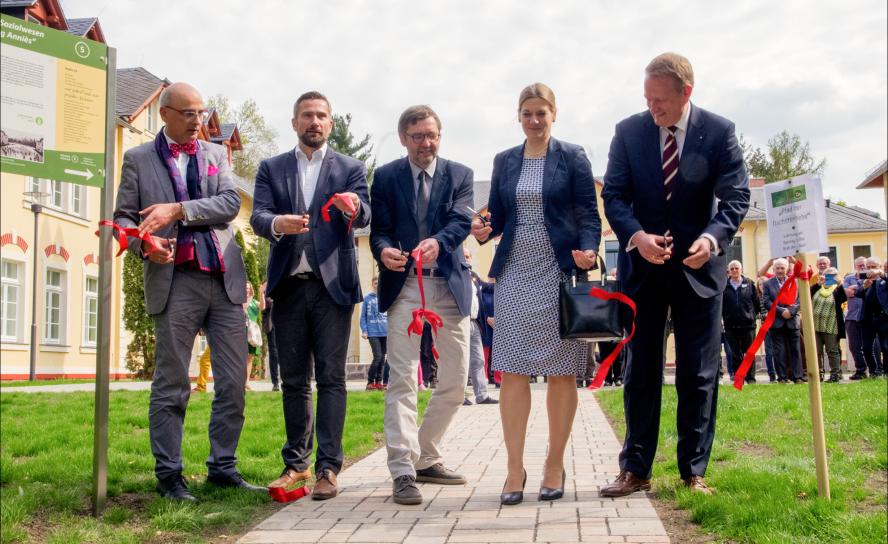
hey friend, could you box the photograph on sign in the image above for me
[763,174,829,257]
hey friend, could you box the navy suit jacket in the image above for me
[250,147,370,306]
[762,277,800,329]
[601,104,749,298]
[486,137,601,278]
[370,157,474,316]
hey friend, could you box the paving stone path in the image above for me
[238,385,670,543]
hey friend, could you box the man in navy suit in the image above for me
[370,105,474,505]
[762,258,803,383]
[251,91,370,500]
[600,53,749,496]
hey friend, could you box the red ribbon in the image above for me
[268,485,311,503]
[733,261,807,390]
[407,249,443,360]
[95,220,159,257]
[587,288,637,390]
[321,193,357,231]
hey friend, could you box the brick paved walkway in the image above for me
[238,385,669,543]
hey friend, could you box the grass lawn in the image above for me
[596,379,887,544]
[0,389,430,543]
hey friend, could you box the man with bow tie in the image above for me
[114,82,264,502]
[251,91,370,500]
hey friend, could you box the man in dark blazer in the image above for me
[600,53,749,496]
[251,91,369,500]
[114,82,263,501]
[722,260,761,382]
[370,105,473,505]
[762,258,803,383]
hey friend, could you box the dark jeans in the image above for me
[725,328,756,381]
[367,336,389,384]
[770,326,803,380]
[846,320,881,376]
[267,326,280,386]
[272,276,353,475]
[814,331,841,377]
[599,341,623,383]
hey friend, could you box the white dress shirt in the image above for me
[163,128,190,181]
[272,144,328,273]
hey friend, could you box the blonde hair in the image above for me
[645,53,694,93]
[518,83,557,113]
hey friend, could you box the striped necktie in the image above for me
[662,125,679,200]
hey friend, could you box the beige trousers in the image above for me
[384,276,470,479]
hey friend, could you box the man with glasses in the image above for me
[251,91,370,500]
[370,105,474,504]
[114,82,264,501]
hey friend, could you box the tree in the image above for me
[235,228,264,378]
[122,252,156,378]
[328,113,376,182]
[206,95,278,181]
[741,130,827,183]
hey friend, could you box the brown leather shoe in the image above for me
[312,469,339,500]
[599,470,651,497]
[682,476,713,495]
[267,467,312,489]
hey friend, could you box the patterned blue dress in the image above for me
[491,156,587,376]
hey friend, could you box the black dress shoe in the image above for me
[500,469,526,506]
[539,469,566,501]
[156,474,197,502]
[206,472,267,492]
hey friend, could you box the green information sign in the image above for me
[0,14,108,187]
[770,185,807,208]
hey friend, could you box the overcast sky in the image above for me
[69,0,887,216]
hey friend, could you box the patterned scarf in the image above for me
[153,132,225,273]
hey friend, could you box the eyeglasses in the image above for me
[405,132,440,143]
[165,107,211,122]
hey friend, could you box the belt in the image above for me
[412,267,444,278]
[291,271,319,280]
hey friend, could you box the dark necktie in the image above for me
[662,125,678,200]
[416,171,431,240]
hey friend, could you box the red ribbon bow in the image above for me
[268,485,311,503]
[321,193,357,232]
[95,220,159,257]
[407,249,443,360]
[169,140,197,158]
[733,260,808,390]
[586,288,637,390]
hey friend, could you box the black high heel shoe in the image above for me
[538,469,566,501]
[500,469,527,506]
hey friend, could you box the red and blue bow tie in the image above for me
[169,140,197,158]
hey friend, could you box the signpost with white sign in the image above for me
[764,174,831,499]
[1,13,117,514]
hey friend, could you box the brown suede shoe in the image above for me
[312,469,339,500]
[267,467,312,489]
[599,470,651,497]
[682,476,713,495]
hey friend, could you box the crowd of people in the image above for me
[113,50,886,509]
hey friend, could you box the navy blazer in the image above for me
[250,147,370,306]
[370,157,474,315]
[601,104,749,298]
[762,277,800,329]
[485,137,601,278]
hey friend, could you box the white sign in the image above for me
[764,175,829,256]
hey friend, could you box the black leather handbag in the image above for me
[559,258,624,342]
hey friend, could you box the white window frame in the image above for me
[43,267,66,344]
[70,184,85,217]
[146,102,157,133]
[50,180,64,209]
[1,259,24,342]
[27,176,42,195]
[83,275,98,347]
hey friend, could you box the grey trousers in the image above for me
[150,268,247,480]
[468,320,490,402]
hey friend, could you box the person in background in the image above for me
[193,330,211,393]
[361,276,389,390]
[260,281,280,392]
[810,267,847,382]
[722,260,760,383]
[478,278,499,387]
[865,260,888,367]
[464,247,498,405]
[763,258,803,383]
[244,282,262,391]
[755,277,778,382]
[857,257,885,377]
